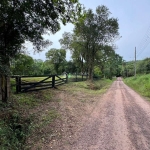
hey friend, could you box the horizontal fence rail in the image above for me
[10,74,68,93]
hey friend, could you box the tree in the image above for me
[11,54,34,75]
[0,0,82,102]
[46,48,66,74]
[94,45,123,79]
[65,60,77,74]
[60,32,88,74]
[32,59,44,75]
[74,5,119,81]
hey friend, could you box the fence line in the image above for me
[11,74,68,93]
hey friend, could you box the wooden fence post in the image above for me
[52,75,55,88]
[18,77,21,92]
[16,76,21,93]
[66,73,68,83]
[16,76,19,93]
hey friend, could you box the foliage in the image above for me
[60,5,120,81]
[124,74,150,98]
[0,111,31,150]
[123,58,150,77]
[0,87,58,149]
[0,0,82,58]
[46,48,66,74]
[11,53,34,75]
[65,60,77,74]
[74,5,119,80]
[32,59,44,75]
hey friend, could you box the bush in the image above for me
[0,112,31,150]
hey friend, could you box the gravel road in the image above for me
[70,77,150,150]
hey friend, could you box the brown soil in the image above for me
[30,78,150,150]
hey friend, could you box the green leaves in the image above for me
[46,48,66,74]
[0,0,83,69]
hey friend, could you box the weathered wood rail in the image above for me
[11,74,68,93]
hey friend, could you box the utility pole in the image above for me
[135,47,136,77]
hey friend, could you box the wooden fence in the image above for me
[11,74,68,93]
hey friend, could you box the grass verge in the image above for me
[124,74,150,98]
[0,77,114,149]
[0,88,58,150]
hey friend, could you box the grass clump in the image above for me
[0,87,57,150]
[124,74,150,98]
[0,111,31,150]
[63,78,113,95]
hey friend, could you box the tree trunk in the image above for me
[88,57,94,81]
[88,48,95,82]
[0,75,10,102]
[0,55,10,102]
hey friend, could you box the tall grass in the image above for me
[124,74,150,98]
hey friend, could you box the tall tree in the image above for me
[0,0,82,102]
[60,32,87,74]
[74,5,119,81]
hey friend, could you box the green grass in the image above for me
[11,90,53,109]
[124,74,150,98]
[11,75,66,82]
[62,78,114,95]
[1,77,114,149]
[0,87,56,150]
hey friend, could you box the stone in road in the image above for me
[71,77,150,150]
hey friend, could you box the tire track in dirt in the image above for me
[121,80,150,150]
[68,78,150,150]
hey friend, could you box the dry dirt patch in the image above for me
[27,80,111,150]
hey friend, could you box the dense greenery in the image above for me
[60,5,121,80]
[122,58,150,77]
[10,51,123,78]
[124,74,150,98]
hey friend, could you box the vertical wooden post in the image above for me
[0,75,8,102]
[16,76,19,93]
[52,75,55,88]
[16,76,21,93]
[18,77,21,92]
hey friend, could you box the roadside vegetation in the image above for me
[0,78,113,150]
[124,74,150,98]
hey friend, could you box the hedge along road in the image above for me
[70,77,150,150]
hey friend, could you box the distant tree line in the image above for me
[122,58,150,77]
[10,47,123,79]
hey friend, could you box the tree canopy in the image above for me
[0,0,82,68]
[60,5,120,80]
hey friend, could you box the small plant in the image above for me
[0,111,31,150]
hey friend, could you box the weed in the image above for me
[124,74,150,98]
[0,111,31,150]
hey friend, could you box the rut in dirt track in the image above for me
[70,77,150,150]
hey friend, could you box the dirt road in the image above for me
[68,77,150,150]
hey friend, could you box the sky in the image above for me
[28,0,150,62]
